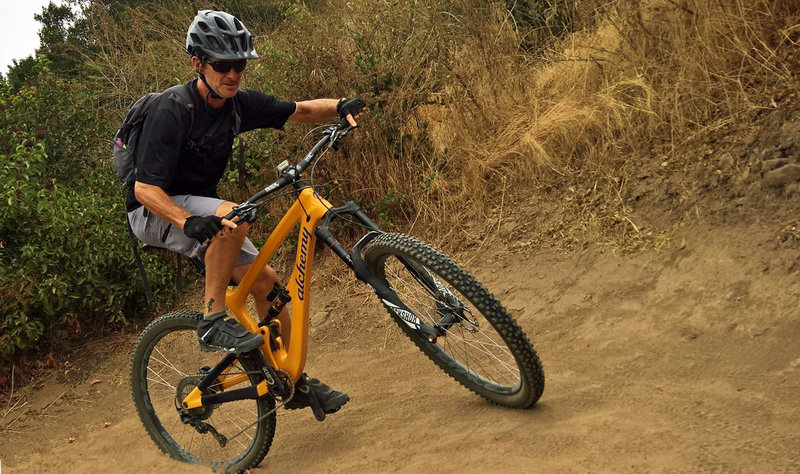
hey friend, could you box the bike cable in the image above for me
[306,132,383,234]
[214,368,295,446]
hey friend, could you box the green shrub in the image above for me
[0,74,176,369]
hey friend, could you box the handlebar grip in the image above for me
[338,116,353,129]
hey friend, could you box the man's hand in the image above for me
[183,215,236,243]
[337,98,366,127]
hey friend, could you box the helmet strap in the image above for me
[198,72,224,100]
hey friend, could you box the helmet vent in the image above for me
[233,18,244,32]
[214,17,230,31]
[207,36,222,52]
[225,36,238,52]
[197,21,210,33]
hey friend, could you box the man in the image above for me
[127,10,364,420]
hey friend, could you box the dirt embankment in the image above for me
[2,104,800,472]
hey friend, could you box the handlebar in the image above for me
[223,121,355,223]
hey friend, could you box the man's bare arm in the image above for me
[289,98,339,123]
[134,182,193,229]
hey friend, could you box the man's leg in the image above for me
[196,201,262,354]
[203,213,247,315]
[230,263,292,346]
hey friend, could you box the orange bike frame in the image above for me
[180,185,437,410]
[182,188,334,409]
[226,187,333,382]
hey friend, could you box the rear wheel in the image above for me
[130,311,275,472]
[364,233,544,408]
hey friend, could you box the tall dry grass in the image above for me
[85,0,800,247]
[418,0,799,247]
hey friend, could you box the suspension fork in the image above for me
[317,201,446,298]
[314,201,443,339]
[314,200,382,270]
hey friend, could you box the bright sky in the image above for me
[0,0,65,77]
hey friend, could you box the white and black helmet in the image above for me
[186,10,258,60]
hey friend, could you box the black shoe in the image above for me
[197,312,263,354]
[285,373,349,422]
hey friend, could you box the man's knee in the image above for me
[213,200,250,240]
[253,266,278,293]
[261,266,278,284]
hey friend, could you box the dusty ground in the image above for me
[1,215,799,472]
[2,100,800,473]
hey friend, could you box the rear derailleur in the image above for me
[175,371,229,447]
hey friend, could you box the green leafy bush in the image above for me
[0,75,176,369]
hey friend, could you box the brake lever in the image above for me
[224,202,259,225]
[332,120,356,151]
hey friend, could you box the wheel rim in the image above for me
[140,323,264,467]
[380,255,523,393]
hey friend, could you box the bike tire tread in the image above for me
[364,233,545,408]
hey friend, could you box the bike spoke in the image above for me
[147,367,177,390]
[450,327,518,382]
[383,256,522,389]
[152,347,188,377]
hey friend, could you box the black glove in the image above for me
[336,98,366,120]
[183,215,224,243]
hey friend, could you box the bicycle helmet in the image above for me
[186,10,258,60]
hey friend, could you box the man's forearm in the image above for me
[290,98,340,123]
[134,181,192,230]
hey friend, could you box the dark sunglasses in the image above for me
[203,58,247,73]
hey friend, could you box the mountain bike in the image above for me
[129,120,545,472]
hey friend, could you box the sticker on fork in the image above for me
[382,300,421,329]
[433,277,456,299]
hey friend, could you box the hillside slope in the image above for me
[3,17,800,470]
[1,204,798,471]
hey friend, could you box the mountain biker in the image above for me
[127,9,365,419]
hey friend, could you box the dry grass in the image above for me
[87,0,800,251]
[83,4,195,110]
[416,0,799,250]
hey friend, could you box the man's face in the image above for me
[195,57,246,99]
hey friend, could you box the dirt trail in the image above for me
[2,218,799,472]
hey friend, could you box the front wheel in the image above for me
[130,310,276,472]
[364,233,544,408]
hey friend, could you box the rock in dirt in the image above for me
[763,163,800,187]
[762,158,791,172]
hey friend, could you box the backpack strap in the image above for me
[230,94,241,136]
[228,94,245,179]
[174,83,197,137]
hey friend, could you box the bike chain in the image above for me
[222,368,295,444]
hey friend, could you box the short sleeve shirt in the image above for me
[126,79,296,210]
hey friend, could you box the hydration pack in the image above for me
[113,84,197,189]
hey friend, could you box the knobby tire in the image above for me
[364,233,545,408]
[130,310,275,472]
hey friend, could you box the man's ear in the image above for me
[191,56,203,74]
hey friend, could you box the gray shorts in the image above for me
[127,194,258,266]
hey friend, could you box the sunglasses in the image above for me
[203,58,247,73]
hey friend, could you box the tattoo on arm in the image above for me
[207,298,215,314]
